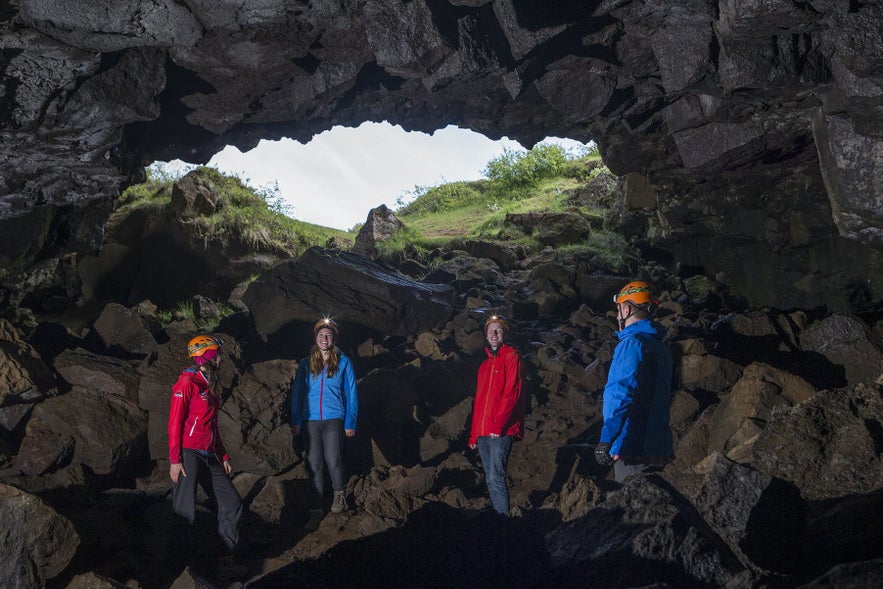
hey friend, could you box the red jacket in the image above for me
[469,343,525,446]
[168,368,229,464]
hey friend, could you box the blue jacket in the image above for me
[290,352,358,430]
[600,320,673,457]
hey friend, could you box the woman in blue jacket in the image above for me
[291,318,358,529]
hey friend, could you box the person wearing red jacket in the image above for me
[468,315,525,515]
[168,335,242,552]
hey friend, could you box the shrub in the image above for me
[483,144,575,200]
[396,181,482,216]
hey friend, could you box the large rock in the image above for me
[243,247,455,339]
[799,314,883,386]
[53,348,141,402]
[0,318,56,407]
[218,359,298,475]
[547,474,750,588]
[751,382,883,501]
[93,303,158,357]
[352,205,405,258]
[17,386,148,478]
[0,483,79,589]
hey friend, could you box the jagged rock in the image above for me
[13,416,75,476]
[414,332,446,360]
[679,353,743,393]
[504,212,596,247]
[556,459,604,522]
[17,386,148,478]
[799,314,883,386]
[448,239,520,271]
[53,348,140,402]
[0,318,57,407]
[352,205,405,258]
[243,247,455,339]
[418,396,472,463]
[751,382,883,500]
[693,454,805,574]
[547,474,750,588]
[66,572,131,588]
[526,262,578,316]
[170,171,221,216]
[709,362,816,459]
[93,303,158,357]
[0,483,79,589]
[424,255,503,290]
[218,359,298,475]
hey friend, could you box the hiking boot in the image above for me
[330,490,347,513]
[304,508,324,531]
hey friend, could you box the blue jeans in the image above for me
[477,435,513,514]
[303,419,346,505]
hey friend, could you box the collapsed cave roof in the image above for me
[0,0,882,311]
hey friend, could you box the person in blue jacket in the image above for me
[595,280,673,483]
[290,318,358,530]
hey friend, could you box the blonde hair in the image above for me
[309,345,340,378]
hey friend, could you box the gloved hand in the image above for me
[594,441,614,466]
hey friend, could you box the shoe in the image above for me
[330,490,347,513]
[304,508,324,531]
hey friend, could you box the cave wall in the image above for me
[1,0,881,312]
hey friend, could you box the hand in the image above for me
[291,424,301,436]
[469,443,477,450]
[223,460,232,476]
[345,429,355,438]
[489,433,500,438]
[170,462,186,483]
[594,442,614,466]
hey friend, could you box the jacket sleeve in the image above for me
[291,360,307,426]
[490,351,523,435]
[168,376,191,463]
[342,357,358,431]
[600,337,643,445]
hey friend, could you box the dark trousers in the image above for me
[172,449,242,551]
[477,435,513,514]
[303,419,346,504]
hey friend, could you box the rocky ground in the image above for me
[1,209,882,588]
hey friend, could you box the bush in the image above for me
[483,144,573,199]
[396,181,482,216]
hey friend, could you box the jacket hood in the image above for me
[616,319,662,341]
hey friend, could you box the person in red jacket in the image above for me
[168,335,242,552]
[468,315,525,515]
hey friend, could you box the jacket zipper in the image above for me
[480,353,496,434]
[189,416,199,437]
[319,370,325,420]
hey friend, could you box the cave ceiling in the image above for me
[1,0,882,310]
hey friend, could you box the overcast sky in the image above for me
[197,122,589,230]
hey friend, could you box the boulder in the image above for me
[243,247,455,339]
[504,211,596,247]
[93,303,158,357]
[13,416,75,476]
[448,239,520,271]
[709,362,816,457]
[0,318,56,407]
[751,382,883,500]
[53,348,140,402]
[17,386,148,478]
[418,396,473,463]
[352,205,405,258]
[170,171,220,216]
[0,483,79,589]
[679,353,743,393]
[547,474,749,588]
[693,454,805,573]
[799,314,883,386]
[424,255,503,290]
[218,359,298,475]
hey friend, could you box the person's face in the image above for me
[316,328,335,352]
[486,323,506,350]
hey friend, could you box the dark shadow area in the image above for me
[249,502,553,588]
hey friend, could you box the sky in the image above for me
[163,122,591,230]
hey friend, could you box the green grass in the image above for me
[119,167,353,257]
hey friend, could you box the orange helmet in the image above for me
[613,281,659,307]
[187,335,222,359]
[484,315,510,333]
[313,318,339,337]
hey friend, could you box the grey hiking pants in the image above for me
[303,418,347,504]
[172,448,242,551]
